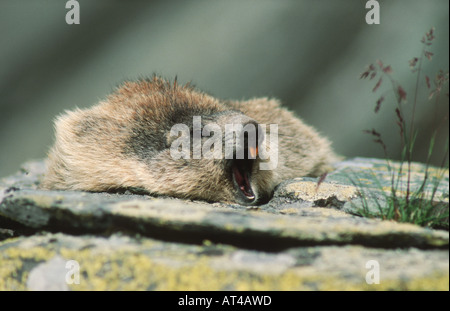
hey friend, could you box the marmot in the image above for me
[40,76,339,205]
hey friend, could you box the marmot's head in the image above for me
[41,77,276,205]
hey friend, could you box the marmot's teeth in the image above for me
[249,146,258,159]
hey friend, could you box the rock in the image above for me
[0,228,14,240]
[0,158,448,290]
[0,233,447,291]
[274,177,358,207]
[0,184,447,250]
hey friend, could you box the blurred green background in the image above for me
[0,0,448,177]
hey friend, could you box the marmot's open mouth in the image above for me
[231,146,258,203]
[232,160,255,200]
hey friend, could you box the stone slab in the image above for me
[1,233,447,291]
[1,180,447,250]
[0,158,448,291]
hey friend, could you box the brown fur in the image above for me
[40,76,339,205]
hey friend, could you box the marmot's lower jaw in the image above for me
[231,158,257,205]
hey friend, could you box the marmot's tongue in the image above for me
[233,164,255,200]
